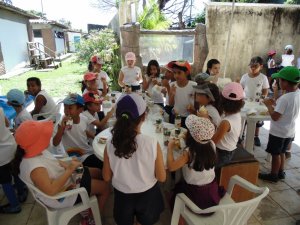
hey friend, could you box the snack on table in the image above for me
[199,105,207,113]
[98,137,107,144]
[259,111,269,116]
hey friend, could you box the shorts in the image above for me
[75,166,92,204]
[256,121,264,128]
[113,182,164,225]
[83,154,103,169]
[266,134,293,155]
[0,163,12,184]
[216,148,236,168]
[131,85,141,92]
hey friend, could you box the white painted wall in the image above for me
[55,38,65,55]
[32,37,45,57]
[67,32,81,52]
[0,18,29,72]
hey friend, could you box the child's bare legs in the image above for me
[254,127,261,146]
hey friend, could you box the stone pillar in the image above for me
[193,23,208,75]
[120,23,142,68]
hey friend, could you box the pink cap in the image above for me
[91,55,104,64]
[268,50,276,56]
[84,72,97,81]
[222,82,244,101]
[125,52,136,61]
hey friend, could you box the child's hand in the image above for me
[59,158,82,172]
[161,79,169,88]
[101,77,107,83]
[161,87,167,95]
[263,98,275,106]
[60,116,70,129]
[187,104,195,114]
[168,139,176,150]
[197,110,209,118]
[170,84,176,95]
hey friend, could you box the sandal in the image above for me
[0,204,21,214]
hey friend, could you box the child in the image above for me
[118,52,143,92]
[212,82,245,168]
[167,115,225,210]
[6,89,33,130]
[194,72,210,85]
[13,120,110,221]
[82,72,107,97]
[102,93,166,225]
[259,67,300,182]
[267,50,277,87]
[82,91,114,139]
[240,56,269,146]
[0,108,25,214]
[142,59,164,107]
[193,83,222,127]
[281,45,295,67]
[169,61,197,126]
[53,93,103,170]
[26,77,56,118]
[205,59,221,84]
[90,55,111,91]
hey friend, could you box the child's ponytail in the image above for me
[11,145,26,176]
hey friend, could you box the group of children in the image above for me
[1,48,299,225]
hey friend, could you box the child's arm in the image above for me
[261,88,268,98]
[212,120,230,144]
[155,143,166,182]
[101,78,108,96]
[85,130,95,139]
[118,70,125,87]
[168,84,176,106]
[52,116,69,146]
[137,70,143,83]
[263,98,282,121]
[91,108,114,130]
[102,147,113,182]
[31,95,46,115]
[167,139,189,172]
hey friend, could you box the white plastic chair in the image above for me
[22,180,102,225]
[171,175,269,225]
[33,102,62,123]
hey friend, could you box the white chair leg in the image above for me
[46,210,58,225]
[266,153,271,162]
[171,196,183,225]
[90,196,102,225]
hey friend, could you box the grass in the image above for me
[0,57,86,98]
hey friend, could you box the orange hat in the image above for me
[90,55,104,64]
[172,60,191,75]
[15,121,53,158]
[83,91,102,103]
[84,72,97,81]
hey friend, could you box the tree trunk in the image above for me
[157,0,171,10]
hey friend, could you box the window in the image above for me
[33,29,42,38]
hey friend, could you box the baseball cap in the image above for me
[268,50,276,56]
[284,45,293,51]
[7,89,25,106]
[194,73,210,84]
[91,55,104,64]
[83,91,102,103]
[185,115,215,144]
[15,121,53,158]
[222,82,245,101]
[116,93,146,120]
[84,72,97,81]
[249,56,263,66]
[272,66,300,83]
[193,83,215,102]
[171,60,191,75]
[125,52,136,61]
[164,61,175,72]
[63,93,85,106]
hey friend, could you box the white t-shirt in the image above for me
[35,90,56,114]
[182,148,215,186]
[59,114,94,162]
[240,73,269,99]
[82,89,102,97]
[81,110,99,144]
[216,113,241,151]
[206,105,221,127]
[270,90,300,138]
[171,81,197,117]
[267,58,276,69]
[146,77,164,104]
[96,71,110,90]
[297,57,300,69]
[281,54,295,67]
[0,108,17,166]
[19,150,77,209]
[14,108,33,129]
[121,66,142,86]
[106,133,157,193]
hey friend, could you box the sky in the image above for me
[12,0,206,32]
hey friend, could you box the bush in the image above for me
[75,29,122,91]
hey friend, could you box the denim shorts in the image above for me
[216,148,236,168]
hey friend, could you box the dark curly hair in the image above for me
[185,132,216,172]
[111,112,145,159]
[146,60,160,78]
[221,95,244,114]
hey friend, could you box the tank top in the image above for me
[121,66,141,86]
[35,90,56,114]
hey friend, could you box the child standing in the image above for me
[205,59,221,84]
[90,55,111,91]
[167,115,225,210]
[259,67,300,182]
[102,93,166,225]
[212,82,245,168]
[118,52,143,92]
[142,59,164,107]
[169,61,197,126]
[53,93,103,170]
[281,45,295,67]
[267,50,277,87]
[6,89,32,129]
[240,56,269,146]
[26,77,56,118]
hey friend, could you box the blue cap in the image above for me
[7,89,25,106]
[63,93,84,106]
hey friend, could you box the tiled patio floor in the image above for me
[1,120,300,225]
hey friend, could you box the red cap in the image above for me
[268,50,276,56]
[172,60,191,75]
[84,72,97,81]
[83,91,102,103]
[90,55,104,64]
[164,61,175,72]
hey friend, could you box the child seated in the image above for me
[53,93,103,170]
[82,72,107,97]
[6,89,32,130]
[26,77,56,118]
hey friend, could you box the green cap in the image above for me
[272,66,300,83]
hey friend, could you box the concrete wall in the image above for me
[206,3,300,79]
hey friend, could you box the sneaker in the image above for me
[278,170,286,179]
[258,173,278,183]
[0,204,21,214]
[285,152,291,159]
[254,136,261,147]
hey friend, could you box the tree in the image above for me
[27,10,47,19]
[1,0,12,4]
[58,18,72,28]
[285,0,300,3]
